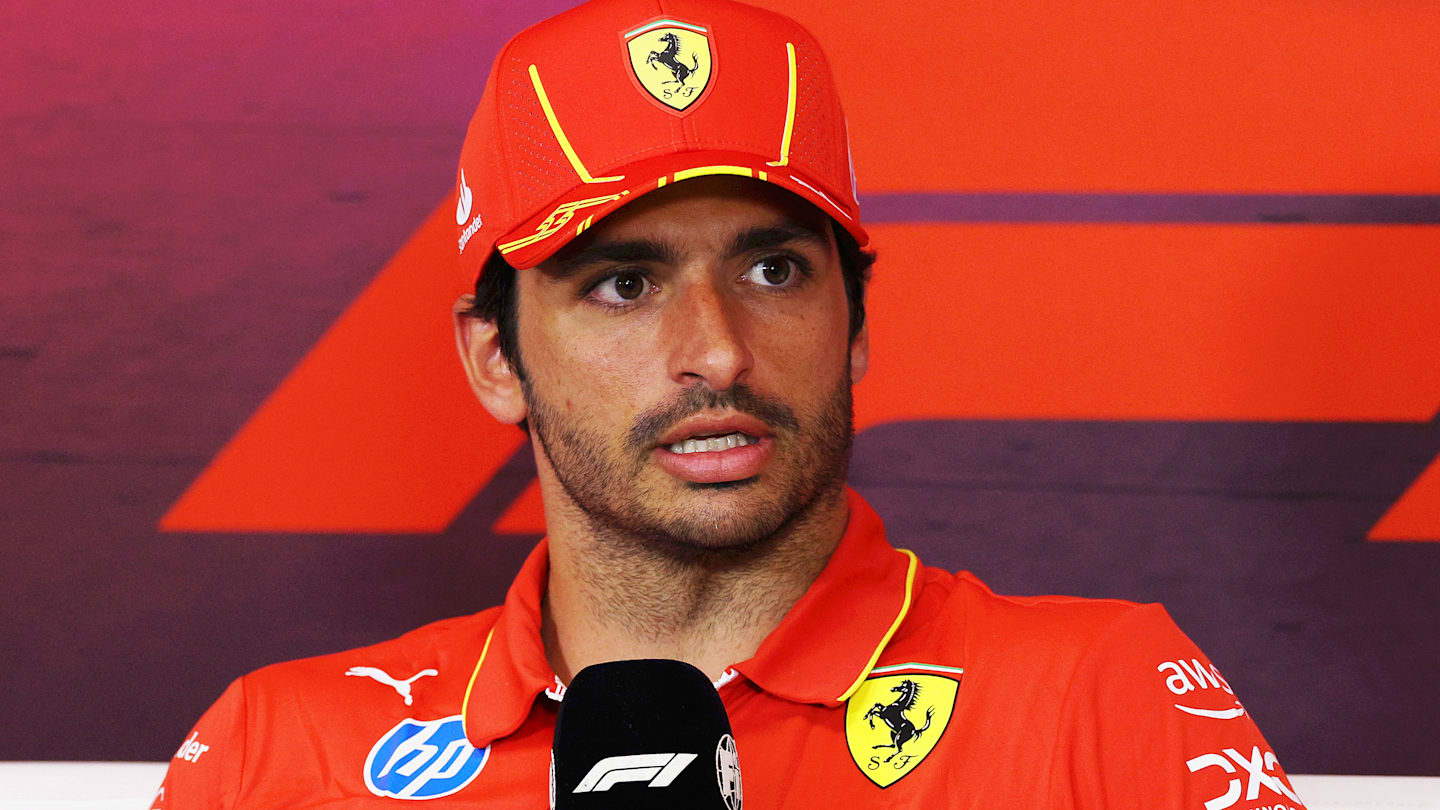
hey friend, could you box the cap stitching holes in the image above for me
[792,46,838,185]
[504,62,571,214]
[492,43,523,228]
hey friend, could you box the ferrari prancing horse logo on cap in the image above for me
[624,19,713,113]
[844,664,962,788]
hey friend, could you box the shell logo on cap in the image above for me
[625,19,713,113]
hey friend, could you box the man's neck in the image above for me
[538,484,849,683]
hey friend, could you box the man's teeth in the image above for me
[668,432,755,454]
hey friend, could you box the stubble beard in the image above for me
[525,371,855,561]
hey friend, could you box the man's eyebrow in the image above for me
[544,223,827,280]
[727,223,828,256]
[547,239,678,280]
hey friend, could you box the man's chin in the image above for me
[638,514,791,554]
[620,479,819,551]
[680,476,760,491]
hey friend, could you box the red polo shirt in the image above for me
[156,489,1306,809]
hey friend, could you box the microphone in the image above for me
[551,659,743,809]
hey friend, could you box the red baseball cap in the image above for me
[454,0,868,283]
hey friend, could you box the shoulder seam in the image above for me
[954,572,1150,612]
[1041,601,1151,806]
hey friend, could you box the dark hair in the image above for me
[465,221,875,389]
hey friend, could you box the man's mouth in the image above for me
[665,432,760,455]
[651,415,775,484]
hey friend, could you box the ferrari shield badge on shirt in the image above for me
[624,19,714,112]
[844,664,962,788]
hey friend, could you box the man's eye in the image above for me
[745,256,801,288]
[591,270,652,304]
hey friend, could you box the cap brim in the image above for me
[493,150,867,270]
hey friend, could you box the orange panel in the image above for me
[494,478,547,535]
[163,204,1440,536]
[856,224,1440,426]
[161,207,523,533]
[762,0,1440,192]
[1371,457,1440,541]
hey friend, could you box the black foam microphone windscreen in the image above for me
[551,659,743,809]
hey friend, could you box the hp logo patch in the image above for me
[364,715,489,800]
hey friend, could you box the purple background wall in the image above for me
[3,0,1437,775]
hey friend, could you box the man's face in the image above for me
[513,176,866,551]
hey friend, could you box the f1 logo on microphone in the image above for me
[574,753,697,792]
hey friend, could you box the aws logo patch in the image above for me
[844,663,962,788]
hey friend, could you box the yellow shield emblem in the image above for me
[844,665,962,788]
[624,21,713,112]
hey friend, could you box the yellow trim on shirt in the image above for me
[459,627,496,740]
[836,548,919,702]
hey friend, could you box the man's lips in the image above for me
[652,437,774,484]
[651,412,776,484]
[654,413,773,448]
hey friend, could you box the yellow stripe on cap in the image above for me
[528,65,624,184]
[767,43,797,168]
[497,191,627,255]
[673,165,754,182]
[836,548,919,702]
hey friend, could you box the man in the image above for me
[158,0,1308,807]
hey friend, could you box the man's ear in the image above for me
[849,322,870,384]
[453,294,527,425]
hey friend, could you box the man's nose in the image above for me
[665,277,753,391]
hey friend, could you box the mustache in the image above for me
[626,383,801,452]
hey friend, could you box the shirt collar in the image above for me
[734,488,917,706]
[461,487,916,747]
[461,536,554,748]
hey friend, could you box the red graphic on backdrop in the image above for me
[160,205,1440,539]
